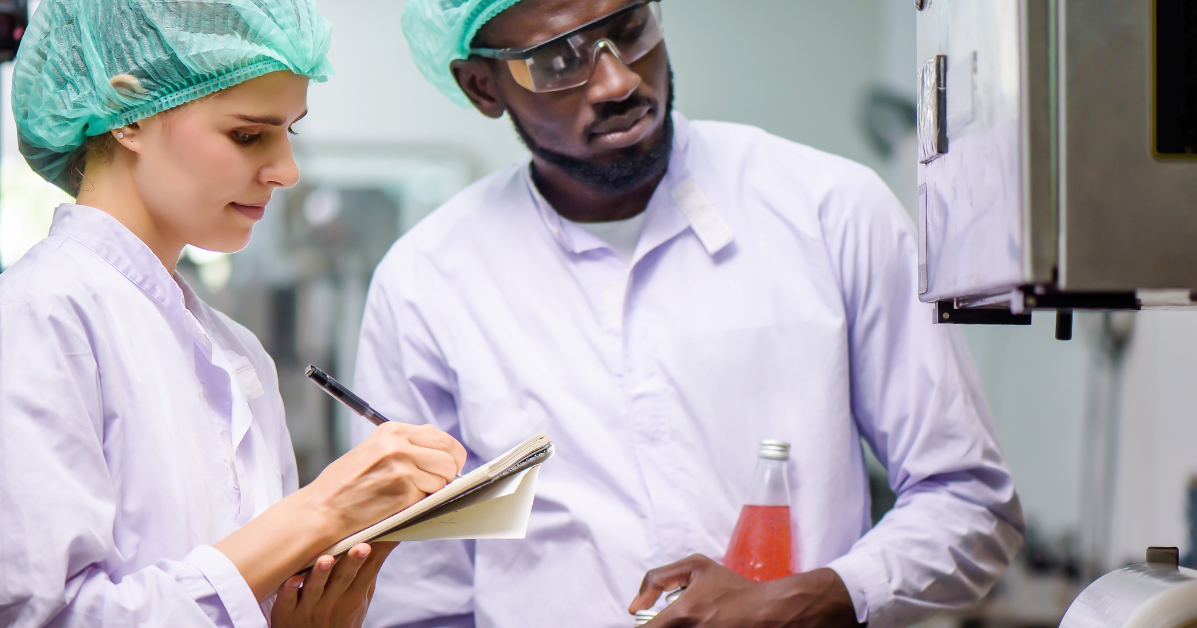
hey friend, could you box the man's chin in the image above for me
[511,101,675,196]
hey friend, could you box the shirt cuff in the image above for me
[184,545,268,628]
[827,549,893,628]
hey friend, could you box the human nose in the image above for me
[586,43,641,104]
[261,137,300,189]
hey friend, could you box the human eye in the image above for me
[231,129,260,144]
[611,8,649,35]
[287,125,299,136]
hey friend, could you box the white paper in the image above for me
[376,466,541,542]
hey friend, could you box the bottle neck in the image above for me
[745,457,791,507]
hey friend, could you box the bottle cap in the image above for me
[633,587,683,625]
[758,439,791,460]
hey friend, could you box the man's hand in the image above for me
[271,542,398,628]
[629,554,861,627]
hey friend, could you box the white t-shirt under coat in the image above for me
[565,212,646,263]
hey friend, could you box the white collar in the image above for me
[524,112,734,262]
[48,203,189,319]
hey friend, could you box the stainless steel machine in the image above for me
[915,0,1197,337]
[917,2,1197,626]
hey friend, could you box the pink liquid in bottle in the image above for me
[723,440,797,581]
[723,505,795,581]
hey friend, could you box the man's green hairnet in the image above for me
[12,0,335,194]
[401,0,527,107]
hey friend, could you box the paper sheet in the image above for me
[376,466,541,542]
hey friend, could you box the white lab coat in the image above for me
[0,204,292,627]
[353,114,1025,628]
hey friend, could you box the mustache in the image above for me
[587,94,656,132]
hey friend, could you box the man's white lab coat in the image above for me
[353,114,1025,628]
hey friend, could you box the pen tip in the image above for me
[305,365,315,377]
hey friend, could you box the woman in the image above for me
[0,1,466,626]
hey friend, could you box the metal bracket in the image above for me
[934,300,1032,325]
[1017,287,1140,311]
[1055,310,1073,340]
[1146,546,1180,570]
[918,55,948,163]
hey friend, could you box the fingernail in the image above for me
[354,547,370,559]
[319,557,333,571]
[289,577,302,589]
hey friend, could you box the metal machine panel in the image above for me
[1059,0,1197,291]
[1022,0,1057,290]
[916,0,1033,302]
[916,0,1197,316]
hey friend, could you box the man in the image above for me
[353,1,1025,627]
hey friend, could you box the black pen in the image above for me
[305,365,464,479]
[306,364,390,426]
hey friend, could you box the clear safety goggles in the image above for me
[469,0,664,93]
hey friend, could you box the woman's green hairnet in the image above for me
[401,0,526,107]
[12,0,335,194]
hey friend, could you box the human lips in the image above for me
[589,104,653,149]
[230,202,267,221]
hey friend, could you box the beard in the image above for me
[509,66,675,196]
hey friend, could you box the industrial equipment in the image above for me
[0,0,25,62]
[915,0,1197,334]
[917,4,1197,625]
[1061,547,1197,628]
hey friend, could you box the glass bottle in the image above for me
[632,589,683,626]
[722,440,796,581]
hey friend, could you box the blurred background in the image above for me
[2,1,1195,626]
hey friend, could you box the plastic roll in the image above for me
[1061,562,1197,628]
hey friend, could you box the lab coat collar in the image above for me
[50,204,261,456]
[49,204,187,319]
[526,112,735,261]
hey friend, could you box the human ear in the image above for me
[451,58,506,119]
[112,122,143,153]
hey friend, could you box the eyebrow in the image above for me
[231,110,309,126]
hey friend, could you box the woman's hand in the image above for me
[215,422,466,600]
[306,422,468,537]
[271,542,398,628]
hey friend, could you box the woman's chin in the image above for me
[192,232,252,256]
[223,235,252,254]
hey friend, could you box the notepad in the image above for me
[316,433,553,559]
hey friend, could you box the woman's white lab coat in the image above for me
[0,204,293,627]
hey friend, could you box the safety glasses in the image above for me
[469,0,664,93]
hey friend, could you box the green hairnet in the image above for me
[401,0,525,107]
[12,0,335,194]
